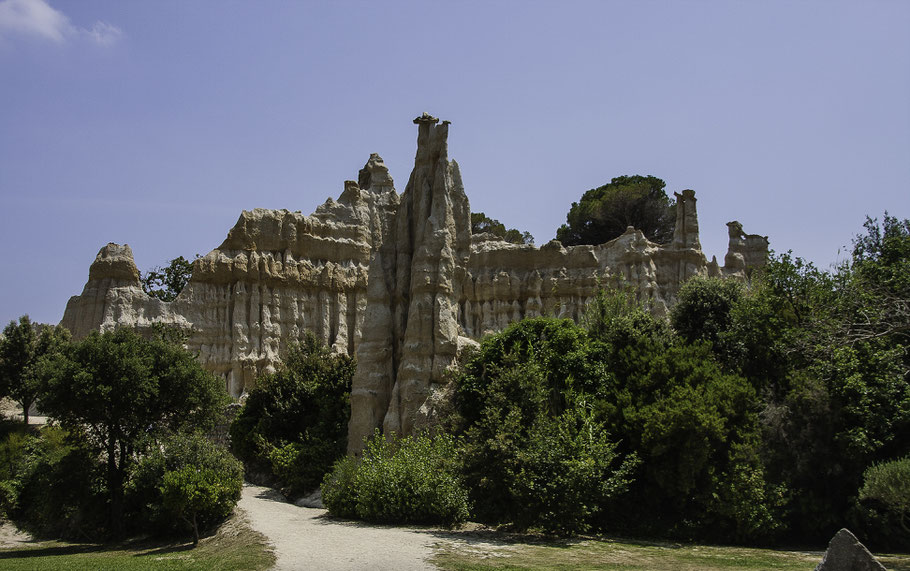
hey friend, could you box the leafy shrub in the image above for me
[230,332,354,497]
[9,426,107,539]
[161,465,241,545]
[127,431,243,539]
[670,276,743,348]
[858,456,910,540]
[456,317,637,533]
[322,431,470,526]
[505,401,637,534]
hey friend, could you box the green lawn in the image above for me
[432,533,910,571]
[0,514,274,571]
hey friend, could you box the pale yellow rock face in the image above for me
[62,156,399,398]
[60,117,769,445]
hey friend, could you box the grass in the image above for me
[431,533,910,571]
[0,512,275,570]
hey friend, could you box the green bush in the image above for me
[858,457,910,537]
[9,426,107,539]
[456,317,637,533]
[230,332,354,497]
[127,431,243,539]
[161,465,241,545]
[322,431,470,526]
[506,402,637,534]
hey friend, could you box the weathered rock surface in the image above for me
[60,115,769,442]
[62,155,398,397]
[348,114,472,450]
[815,528,886,571]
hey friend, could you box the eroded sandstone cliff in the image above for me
[62,154,398,397]
[60,115,769,447]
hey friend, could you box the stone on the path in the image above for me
[815,528,886,571]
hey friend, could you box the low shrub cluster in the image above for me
[0,327,239,544]
[128,432,243,544]
[322,431,470,526]
[0,424,107,538]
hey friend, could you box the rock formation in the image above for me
[62,154,398,397]
[814,528,886,571]
[60,115,769,446]
[348,114,471,448]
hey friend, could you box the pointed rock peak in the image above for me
[88,242,141,284]
[358,153,394,190]
[340,180,362,203]
[815,528,886,571]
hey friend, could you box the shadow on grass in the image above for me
[136,543,195,557]
[0,544,104,559]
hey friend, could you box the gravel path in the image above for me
[238,483,440,570]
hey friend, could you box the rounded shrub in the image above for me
[127,431,243,539]
[322,431,470,526]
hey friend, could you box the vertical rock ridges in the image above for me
[348,115,472,450]
[62,155,399,398]
[60,115,769,445]
[724,220,770,279]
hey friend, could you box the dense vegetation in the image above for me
[321,213,909,548]
[230,332,354,498]
[2,211,907,552]
[0,327,237,543]
[556,175,676,245]
[0,317,69,425]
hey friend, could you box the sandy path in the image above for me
[238,483,440,570]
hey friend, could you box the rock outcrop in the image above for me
[348,114,471,449]
[815,528,886,571]
[60,115,769,444]
[62,155,398,397]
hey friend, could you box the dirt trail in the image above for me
[238,483,440,570]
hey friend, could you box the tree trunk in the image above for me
[107,439,124,536]
[192,512,199,546]
[21,398,30,425]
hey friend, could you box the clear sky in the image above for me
[1,0,908,326]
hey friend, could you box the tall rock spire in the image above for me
[672,189,701,250]
[347,114,471,452]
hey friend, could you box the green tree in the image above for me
[859,457,910,535]
[727,238,910,542]
[556,175,675,246]
[230,332,354,497]
[471,212,534,245]
[0,316,70,425]
[142,255,197,302]
[671,276,744,348]
[38,328,228,532]
[130,432,243,545]
[455,317,638,532]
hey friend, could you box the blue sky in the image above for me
[1,0,908,326]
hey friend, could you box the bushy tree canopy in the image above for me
[470,212,534,245]
[556,175,675,246]
[0,316,69,425]
[39,328,228,532]
[141,255,197,302]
